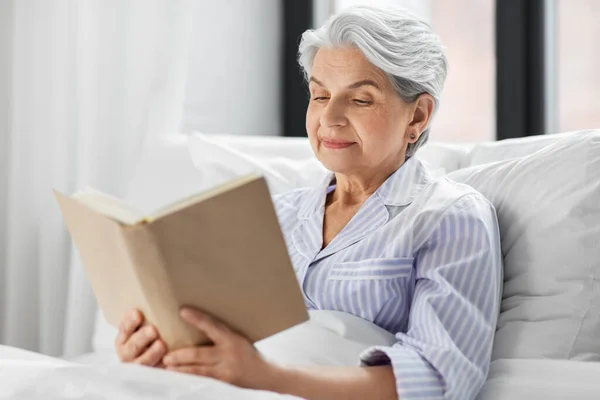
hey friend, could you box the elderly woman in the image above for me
[114,5,502,400]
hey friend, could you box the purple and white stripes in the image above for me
[274,157,502,400]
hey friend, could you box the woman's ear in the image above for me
[406,94,435,143]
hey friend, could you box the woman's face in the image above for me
[306,47,415,176]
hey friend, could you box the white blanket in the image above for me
[4,311,599,399]
[0,346,300,400]
[0,311,392,400]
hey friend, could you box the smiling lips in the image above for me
[321,138,355,149]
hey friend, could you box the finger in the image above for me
[166,365,217,379]
[163,346,220,367]
[134,339,167,367]
[121,325,157,361]
[116,309,144,345]
[180,308,231,344]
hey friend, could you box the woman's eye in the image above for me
[353,99,372,105]
[312,96,329,102]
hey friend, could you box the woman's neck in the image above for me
[330,162,404,206]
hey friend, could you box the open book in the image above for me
[54,174,308,350]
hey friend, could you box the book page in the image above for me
[72,188,146,225]
[70,173,261,225]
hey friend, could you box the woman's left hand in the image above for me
[162,307,273,389]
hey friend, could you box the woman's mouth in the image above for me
[321,138,355,149]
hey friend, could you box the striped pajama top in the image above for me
[273,157,503,400]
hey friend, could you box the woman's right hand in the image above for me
[115,309,167,367]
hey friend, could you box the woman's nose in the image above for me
[319,100,348,128]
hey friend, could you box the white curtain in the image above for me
[0,0,194,357]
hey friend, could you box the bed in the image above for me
[2,130,600,399]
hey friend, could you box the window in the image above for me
[182,0,282,136]
[556,0,600,132]
[331,0,496,143]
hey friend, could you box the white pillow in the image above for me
[196,133,316,161]
[188,133,329,194]
[124,133,205,213]
[448,129,600,361]
[416,141,472,172]
[466,131,574,167]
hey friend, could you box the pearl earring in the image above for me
[409,133,416,140]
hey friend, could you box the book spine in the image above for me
[119,226,203,350]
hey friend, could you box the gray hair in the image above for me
[298,5,448,158]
